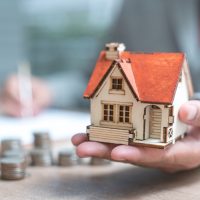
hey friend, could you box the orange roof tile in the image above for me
[83,51,185,104]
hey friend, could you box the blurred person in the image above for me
[0,71,86,117]
[72,0,200,173]
[0,75,52,116]
[0,1,86,117]
[0,1,50,116]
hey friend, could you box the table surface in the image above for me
[1,161,200,200]
[0,141,200,200]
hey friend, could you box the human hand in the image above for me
[72,100,200,173]
[0,74,52,117]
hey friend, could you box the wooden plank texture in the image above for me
[88,126,130,144]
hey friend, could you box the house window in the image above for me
[119,105,131,123]
[103,104,114,122]
[112,78,123,90]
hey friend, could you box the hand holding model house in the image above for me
[72,43,200,173]
[72,101,200,173]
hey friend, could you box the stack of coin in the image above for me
[1,139,22,154]
[58,149,76,166]
[1,158,26,180]
[3,149,25,159]
[90,158,111,166]
[2,150,30,166]
[33,132,51,149]
[30,149,52,166]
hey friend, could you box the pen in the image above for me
[18,61,33,117]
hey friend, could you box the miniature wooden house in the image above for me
[84,43,193,148]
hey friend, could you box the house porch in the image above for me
[87,125,175,148]
[87,125,134,145]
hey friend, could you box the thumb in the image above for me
[179,100,200,126]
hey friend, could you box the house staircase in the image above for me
[87,126,131,145]
[149,107,162,139]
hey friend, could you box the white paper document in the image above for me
[0,109,90,144]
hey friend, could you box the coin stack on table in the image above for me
[1,139,22,154]
[30,149,52,166]
[30,132,53,166]
[1,157,26,180]
[58,149,77,167]
[33,132,51,149]
[1,139,29,166]
[2,149,26,159]
[0,138,28,180]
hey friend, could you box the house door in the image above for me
[149,106,162,139]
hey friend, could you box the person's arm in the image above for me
[0,70,87,117]
[72,100,200,173]
[0,75,52,117]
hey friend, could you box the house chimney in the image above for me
[105,42,126,60]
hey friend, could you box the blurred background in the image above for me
[0,0,200,114]
[0,0,122,110]
[0,0,200,145]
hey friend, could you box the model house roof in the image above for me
[84,51,187,104]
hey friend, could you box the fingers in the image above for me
[111,145,167,168]
[72,131,200,173]
[179,100,200,127]
[75,141,169,168]
[72,134,117,159]
[0,98,21,117]
[71,133,88,146]
[2,75,20,104]
[111,134,200,172]
[0,75,27,117]
[72,133,168,167]
[32,78,52,109]
[0,75,52,117]
[76,141,116,159]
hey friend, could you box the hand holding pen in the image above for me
[0,62,52,117]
